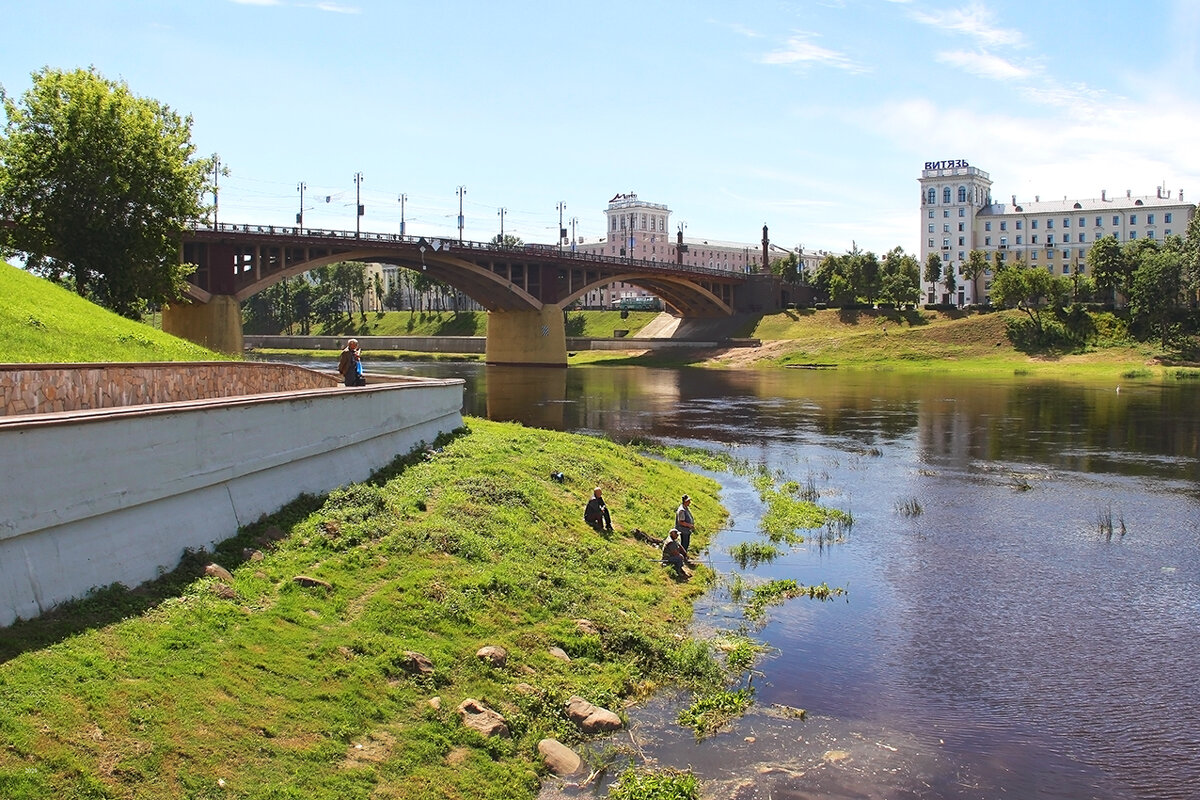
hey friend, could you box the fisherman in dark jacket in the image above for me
[584,487,612,532]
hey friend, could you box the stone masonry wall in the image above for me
[0,362,340,418]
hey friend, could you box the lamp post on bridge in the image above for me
[498,207,507,244]
[629,212,636,263]
[296,182,305,229]
[457,185,467,243]
[557,201,566,254]
[398,193,406,236]
[353,172,364,237]
[570,216,578,252]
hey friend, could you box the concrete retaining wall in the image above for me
[0,364,464,626]
[242,335,759,353]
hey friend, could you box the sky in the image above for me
[2,0,1199,256]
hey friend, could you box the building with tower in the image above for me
[918,159,1196,306]
[572,192,798,308]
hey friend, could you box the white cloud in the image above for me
[761,31,869,74]
[936,49,1032,81]
[311,2,360,13]
[909,2,1025,48]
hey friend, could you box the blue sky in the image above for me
[3,0,1199,255]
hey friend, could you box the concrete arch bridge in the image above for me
[167,223,774,365]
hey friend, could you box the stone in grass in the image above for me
[399,651,435,676]
[548,646,571,663]
[204,563,233,582]
[292,575,332,590]
[538,738,582,776]
[457,698,510,738]
[476,645,507,667]
[565,695,622,733]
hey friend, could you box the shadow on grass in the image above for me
[0,427,467,664]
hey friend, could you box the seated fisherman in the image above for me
[584,487,612,532]
[662,528,689,576]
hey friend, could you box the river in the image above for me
[288,358,1200,798]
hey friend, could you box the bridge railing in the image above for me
[187,222,752,280]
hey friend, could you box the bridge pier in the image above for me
[485,307,567,367]
[162,296,244,354]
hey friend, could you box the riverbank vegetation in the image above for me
[0,420,733,798]
[0,262,224,363]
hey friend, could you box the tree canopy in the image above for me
[0,67,212,318]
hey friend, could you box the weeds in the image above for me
[678,687,754,739]
[895,497,923,517]
[608,766,700,800]
[729,541,783,568]
[1098,503,1127,540]
[743,579,846,621]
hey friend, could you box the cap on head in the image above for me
[593,487,602,495]
[682,494,690,502]
[669,528,679,538]
[348,338,358,346]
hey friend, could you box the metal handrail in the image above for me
[186,221,749,280]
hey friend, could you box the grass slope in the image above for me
[0,420,729,799]
[0,262,225,363]
[300,310,660,339]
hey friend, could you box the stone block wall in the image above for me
[0,362,339,418]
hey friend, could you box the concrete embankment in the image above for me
[0,362,464,627]
[243,334,760,353]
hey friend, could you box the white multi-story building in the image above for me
[918,159,1196,306]
[572,193,794,308]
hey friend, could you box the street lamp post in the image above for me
[557,202,566,254]
[570,216,578,252]
[457,185,467,243]
[212,155,221,228]
[398,193,406,237]
[629,213,636,262]
[498,207,507,244]
[353,172,364,237]
[296,182,305,229]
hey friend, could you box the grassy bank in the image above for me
[0,263,226,363]
[570,308,1197,382]
[0,419,735,799]
[279,310,661,340]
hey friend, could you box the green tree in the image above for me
[963,250,992,304]
[923,253,942,301]
[491,233,524,248]
[1086,234,1130,305]
[990,263,1069,338]
[1129,247,1185,348]
[0,66,211,318]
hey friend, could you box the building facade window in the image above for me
[1165,213,1173,223]
[1113,215,1120,225]
[1129,214,1137,225]
[1016,221,1023,229]
[1147,213,1155,224]
[927,188,936,205]
[985,236,991,246]
[958,186,967,202]
[985,221,992,231]
[1032,220,1039,229]
[943,187,952,203]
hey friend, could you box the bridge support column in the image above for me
[485,307,567,367]
[162,296,244,354]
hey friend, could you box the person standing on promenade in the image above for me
[338,338,365,386]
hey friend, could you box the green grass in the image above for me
[0,262,227,362]
[0,419,738,799]
[287,309,661,339]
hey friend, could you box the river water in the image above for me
[293,359,1200,798]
